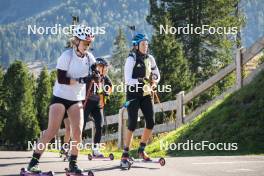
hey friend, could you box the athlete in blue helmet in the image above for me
[120,33,160,168]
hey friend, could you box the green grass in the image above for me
[48,135,169,159]
[50,71,264,158]
[145,70,264,157]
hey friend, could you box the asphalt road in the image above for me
[0,151,264,176]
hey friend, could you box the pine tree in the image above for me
[103,27,129,128]
[35,67,52,130]
[147,0,243,103]
[49,69,57,87]
[104,27,129,115]
[0,67,5,139]
[111,27,129,82]
[2,61,40,149]
[149,14,194,101]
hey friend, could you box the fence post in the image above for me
[176,91,185,128]
[91,122,95,144]
[54,133,60,150]
[236,48,243,89]
[118,108,124,149]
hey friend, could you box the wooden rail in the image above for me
[54,37,264,149]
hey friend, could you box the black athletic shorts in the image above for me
[50,96,80,119]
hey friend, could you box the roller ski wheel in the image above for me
[159,157,166,166]
[20,168,54,176]
[88,154,93,161]
[109,153,114,160]
[129,157,166,166]
[65,168,94,176]
[87,153,114,161]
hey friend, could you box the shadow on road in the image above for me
[0,156,31,160]
[0,160,62,167]
[129,165,160,170]
[51,166,123,175]
[84,164,160,172]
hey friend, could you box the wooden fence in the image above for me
[53,37,264,149]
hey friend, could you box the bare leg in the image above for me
[67,102,83,156]
[141,128,152,144]
[63,118,71,144]
[27,104,65,171]
[124,129,133,149]
[35,104,65,154]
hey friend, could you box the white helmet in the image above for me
[73,24,95,42]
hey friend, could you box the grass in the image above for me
[48,135,168,159]
[145,70,264,157]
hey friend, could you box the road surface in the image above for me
[0,151,264,176]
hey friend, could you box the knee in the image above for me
[128,121,137,132]
[145,118,154,130]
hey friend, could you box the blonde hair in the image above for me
[65,36,80,49]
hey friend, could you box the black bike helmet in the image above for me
[96,57,109,66]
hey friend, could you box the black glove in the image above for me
[91,63,97,72]
[91,71,100,82]
[78,76,90,84]
[77,72,99,84]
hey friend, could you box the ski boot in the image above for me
[138,147,152,161]
[27,157,42,173]
[92,147,104,158]
[120,152,132,170]
[68,155,83,174]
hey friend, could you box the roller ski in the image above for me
[87,153,114,161]
[65,155,94,176]
[129,157,166,166]
[133,149,166,166]
[22,155,54,175]
[20,168,54,176]
[65,168,94,176]
[88,148,114,160]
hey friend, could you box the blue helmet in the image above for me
[132,33,148,46]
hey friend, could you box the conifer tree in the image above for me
[2,61,40,149]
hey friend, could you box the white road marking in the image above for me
[226,168,255,173]
[192,160,264,165]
